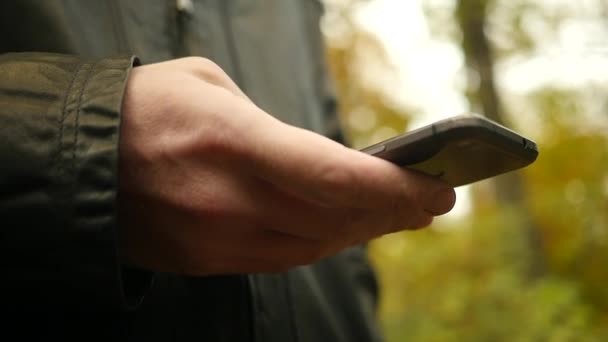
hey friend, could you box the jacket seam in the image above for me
[217,0,246,89]
[72,62,98,180]
[109,0,131,53]
[57,63,84,178]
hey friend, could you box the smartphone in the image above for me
[360,113,539,187]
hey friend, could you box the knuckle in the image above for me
[388,177,440,231]
[319,162,349,187]
[182,57,226,84]
[195,124,234,156]
[315,161,356,204]
[183,56,220,71]
[187,111,239,157]
[387,192,408,228]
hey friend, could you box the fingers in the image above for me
[243,119,456,215]
[120,56,458,277]
[149,57,456,218]
[162,57,456,220]
[257,179,453,244]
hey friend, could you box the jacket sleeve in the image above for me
[0,52,150,311]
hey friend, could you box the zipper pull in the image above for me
[176,0,194,15]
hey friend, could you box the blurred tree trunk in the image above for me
[455,0,546,278]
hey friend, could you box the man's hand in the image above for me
[117,57,456,275]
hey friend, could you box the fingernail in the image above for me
[425,188,456,215]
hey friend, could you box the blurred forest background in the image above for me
[320,0,608,341]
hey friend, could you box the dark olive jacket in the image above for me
[0,1,384,341]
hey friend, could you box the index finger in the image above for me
[242,117,455,214]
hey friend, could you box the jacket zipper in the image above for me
[109,0,130,53]
[217,0,246,89]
